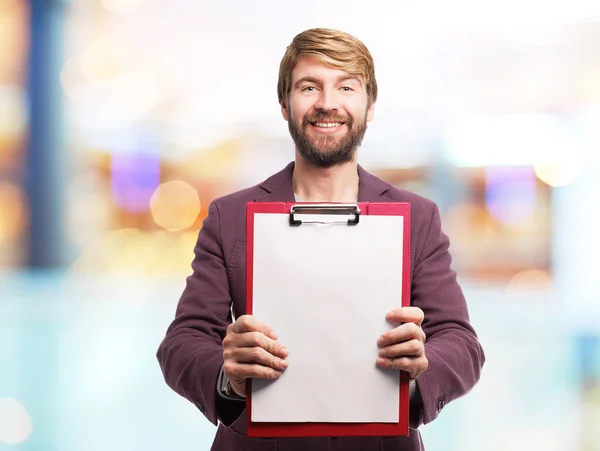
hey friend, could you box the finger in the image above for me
[376,356,428,379]
[386,307,424,326]
[230,315,278,340]
[223,361,283,380]
[232,346,289,371]
[378,322,425,347]
[378,339,424,358]
[233,331,289,358]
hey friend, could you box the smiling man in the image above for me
[157,28,485,451]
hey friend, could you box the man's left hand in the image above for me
[376,307,428,380]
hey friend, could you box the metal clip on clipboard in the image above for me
[289,203,361,226]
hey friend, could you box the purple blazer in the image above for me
[157,162,485,451]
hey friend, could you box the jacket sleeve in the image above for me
[156,200,245,426]
[410,202,485,428]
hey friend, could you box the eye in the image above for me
[341,86,353,92]
[302,86,317,92]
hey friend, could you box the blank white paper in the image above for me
[251,212,404,423]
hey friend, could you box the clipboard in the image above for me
[246,202,411,438]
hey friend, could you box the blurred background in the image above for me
[1,0,600,450]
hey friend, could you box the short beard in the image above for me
[288,109,368,169]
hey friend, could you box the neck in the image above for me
[292,154,359,203]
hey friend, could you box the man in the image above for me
[157,28,485,451]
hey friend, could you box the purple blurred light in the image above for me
[110,150,161,214]
[485,166,537,226]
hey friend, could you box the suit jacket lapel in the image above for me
[253,162,296,202]
[357,164,390,202]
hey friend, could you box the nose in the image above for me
[314,87,339,111]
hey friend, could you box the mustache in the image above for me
[303,111,353,126]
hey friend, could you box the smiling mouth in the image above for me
[310,121,345,128]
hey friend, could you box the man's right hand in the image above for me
[222,315,289,397]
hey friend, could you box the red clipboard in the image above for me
[246,202,411,438]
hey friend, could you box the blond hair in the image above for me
[277,28,378,108]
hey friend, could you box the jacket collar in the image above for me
[254,161,390,202]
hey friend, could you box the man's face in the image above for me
[281,56,375,168]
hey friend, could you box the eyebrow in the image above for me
[337,74,363,86]
[293,74,364,89]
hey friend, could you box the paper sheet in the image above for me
[251,212,404,423]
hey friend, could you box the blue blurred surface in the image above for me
[1,271,215,450]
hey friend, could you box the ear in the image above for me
[280,101,289,121]
[366,101,376,122]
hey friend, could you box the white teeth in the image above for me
[314,122,342,128]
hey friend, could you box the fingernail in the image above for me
[281,360,289,368]
[377,336,384,346]
[281,347,288,356]
[376,357,386,366]
[270,331,278,340]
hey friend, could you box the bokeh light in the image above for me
[0,398,33,444]
[443,114,578,167]
[486,166,537,226]
[110,135,161,213]
[62,38,164,130]
[534,160,585,187]
[150,181,201,232]
[506,269,553,293]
